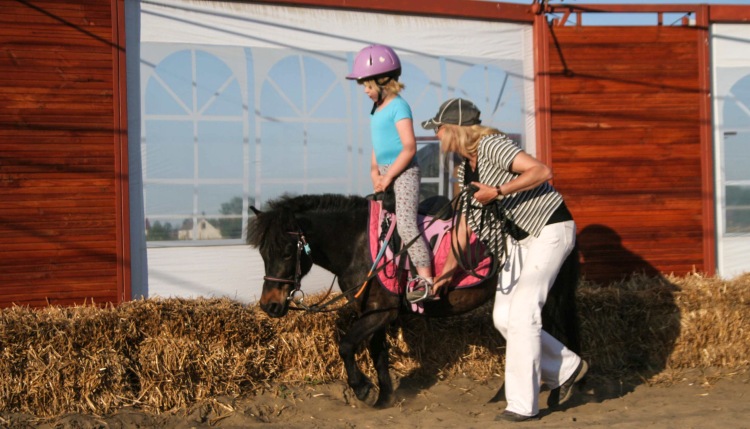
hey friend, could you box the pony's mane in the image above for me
[267,193,367,215]
[247,193,367,247]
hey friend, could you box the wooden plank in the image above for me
[0,209,116,220]
[0,162,116,174]
[0,192,117,202]
[243,0,535,22]
[550,119,699,132]
[549,26,702,44]
[551,126,698,140]
[0,252,117,266]
[0,116,114,128]
[550,47,699,60]
[0,287,118,300]
[553,144,700,161]
[1,68,114,82]
[1,43,112,56]
[1,261,115,277]
[0,55,112,69]
[551,92,700,105]
[0,226,117,239]
[709,5,750,23]
[0,26,112,41]
[0,140,114,149]
[0,242,117,255]
[548,75,699,94]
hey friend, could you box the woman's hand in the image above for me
[470,181,502,205]
[432,275,452,296]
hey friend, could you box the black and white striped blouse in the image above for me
[457,133,563,253]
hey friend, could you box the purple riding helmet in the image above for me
[346,44,401,81]
[347,44,402,114]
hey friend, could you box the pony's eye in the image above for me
[282,248,294,260]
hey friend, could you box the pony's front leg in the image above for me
[338,310,396,405]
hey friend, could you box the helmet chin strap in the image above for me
[370,76,393,115]
[370,92,383,115]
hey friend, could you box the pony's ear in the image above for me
[250,205,262,215]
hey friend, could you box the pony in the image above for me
[247,193,580,408]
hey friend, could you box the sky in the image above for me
[497,0,750,25]
[500,0,750,4]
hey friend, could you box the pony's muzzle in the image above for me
[259,282,291,317]
[260,301,287,318]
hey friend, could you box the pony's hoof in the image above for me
[353,381,377,403]
[373,394,394,409]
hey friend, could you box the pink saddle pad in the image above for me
[367,200,493,295]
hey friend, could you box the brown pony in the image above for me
[248,193,579,408]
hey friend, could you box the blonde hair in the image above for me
[440,124,503,157]
[361,78,404,96]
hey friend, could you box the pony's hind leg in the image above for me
[338,309,397,406]
[368,326,394,408]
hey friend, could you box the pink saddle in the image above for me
[367,200,493,295]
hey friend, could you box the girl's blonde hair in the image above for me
[440,124,503,157]
[361,78,404,96]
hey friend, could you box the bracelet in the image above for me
[495,185,505,201]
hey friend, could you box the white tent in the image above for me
[711,24,750,279]
[127,0,536,302]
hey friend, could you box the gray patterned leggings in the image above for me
[378,163,432,270]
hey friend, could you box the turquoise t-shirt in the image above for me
[371,96,414,165]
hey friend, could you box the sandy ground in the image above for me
[3,369,748,429]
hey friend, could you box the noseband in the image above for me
[263,230,311,302]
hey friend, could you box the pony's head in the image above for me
[248,193,369,317]
[247,196,316,317]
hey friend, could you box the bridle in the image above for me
[262,230,311,303]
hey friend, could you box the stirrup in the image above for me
[406,276,433,304]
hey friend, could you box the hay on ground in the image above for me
[0,273,748,417]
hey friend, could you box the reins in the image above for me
[449,187,509,280]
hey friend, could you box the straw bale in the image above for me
[1,273,749,418]
[0,305,133,415]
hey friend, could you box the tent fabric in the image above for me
[711,23,750,279]
[133,0,536,302]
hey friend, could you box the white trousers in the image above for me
[492,220,581,416]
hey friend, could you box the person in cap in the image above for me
[346,44,435,303]
[422,98,587,421]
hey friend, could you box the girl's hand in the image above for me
[377,175,393,193]
[372,173,382,193]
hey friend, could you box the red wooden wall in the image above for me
[1,1,745,306]
[541,24,712,282]
[0,0,130,307]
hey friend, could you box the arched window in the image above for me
[256,54,348,205]
[143,48,248,242]
[722,74,750,234]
